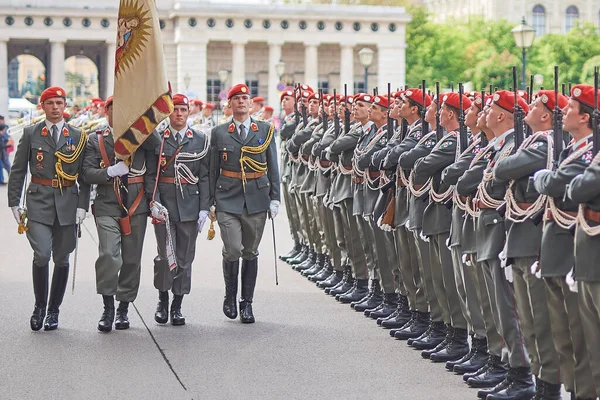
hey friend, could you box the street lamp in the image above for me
[183,73,191,90]
[218,69,229,88]
[358,47,375,93]
[275,59,286,82]
[511,17,536,90]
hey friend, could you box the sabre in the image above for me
[270,214,279,286]
[71,224,81,294]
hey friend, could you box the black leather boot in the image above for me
[309,256,332,282]
[280,241,302,261]
[240,258,258,323]
[287,245,309,265]
[294,250,316,271]
[411,321,447,350]
[222,259,239,319]
[155,291,169,324]
[302,253,324,277]
[368,293,399,319]
[486,367,535,400]
[394,311,430,340]
[98,295,115,333]
[326,267,353,295]
[30,263,48,331]
[430,327,470,362]
[378,294,409,326]
[468,355,508,388]
[454,337,488,374]
[317,270,342,289]
[44,265,69,331]
[170,294,186,326]
[463,362,489,382]
[115,302,130,330]
[477,369,513,399]
[533,376,561,400]
[353,280,382,311]
[390,311,416,337]
[337,279,369,304]
[446,334,476,371]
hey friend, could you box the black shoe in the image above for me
[390,312,416,337]
[421,337,448,359]
[353,280,382,311]
[222,259,239,319]
[294,250,316,271]
[463,362,489,382]
[533,376,561,400]
[430,327,470,363]
[411,321,447,350]
[453,337,488,374]
[280,241,302,261]
[287,245,309,265]
[115,302,130,330]
[170,294,186,326]
[317,270,343,289]
[98,295,115,333]
[43,311,59,331]
[468,355,508,388]
[240,258,258,323]
[309,265,333,283]
[486,367,534,400]
[337,279,369,304]
[306,255,328,280]
[327,267,353,295]
[394,311,430,340]
[44,264,69,331]
[30,263,48,331]
[302,254,323,277]
[379,294,410,327]
[155,291,169,324]
[368,293,399,319]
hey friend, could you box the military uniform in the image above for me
[8,86,90,331]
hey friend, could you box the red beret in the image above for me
[264,106,274,112]
[571,84,600,110]
[516,90,529,102]
[227,84,251,100]
[297,90,312,101]
[403,88,432,108]
[280,90,294,102]
[299,84,314,93]
[393,90,405,99]
[442,92,472,111]
[471,93,484,110]
[307,92,321,102]
[491,90,529,114]
[345,95,355,105]
[63,112,70,119]
[90,97,103,105]
[172,93,189,106]
[536,90,569,112]
[204,103,214,109]
[354,93,374,104]
[324,94,334,103]
[372,95,389,108]
[40,86,67,103]
[192,99,203,106]
[252,96,265,103]
[105,96,114,107]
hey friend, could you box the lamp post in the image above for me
[275,59,286,83]
[217,69,229,119]
[183,73,191,91]
[358,47,374,93]
[511,17,536,90]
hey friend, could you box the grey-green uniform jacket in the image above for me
[146,126,210,222]
[312,122,337,197]
[279,112,298,184]
[286,118,319,191]
[8,120,90,226]
[209,118,280,215]
[82,129,160,217]
[299,121,325,194]
[356,124,388,216]
[328,122,359,204]
[494,132,549,259]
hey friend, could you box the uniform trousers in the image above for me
[355,216,375,281]
[293,190,311,247]
[282,183,301,244]
[511,257,561,384]
[383,229,405,296]
[339,199,368,279]
[412,230,442,321]
[366,217,394,293]
[217,208,267,262]
[473,258,505,359]
[154,220,198,295]
[316,195,341,268]
[27,219,76,268]
[577,281,600,397]
[304,193,323,253]
[95,214,147,302]
[480,258,530,368]
[330,205,346,271]
[395,225,427,311]
[545,277,596,398]
[451,245,486,338]
[311,194,327,255]
[429,233,468,329]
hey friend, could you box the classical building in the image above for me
[422,0,600,35]
[0,0,410,116]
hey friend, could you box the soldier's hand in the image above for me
[269,200,280,219]
[532,168,551,193]
[150,203,166,221]
[197,210,209,232]
[107,161,130,178]
[11,206,22,224]
[76,208,86,224]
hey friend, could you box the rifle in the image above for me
[320,89,328,132]
[458,82,467,153]
[333,88,340,137]
[512,65,524,154]
[301,87,308,128]
[553,66,563,166]
[387,82,394,139]
[562,84,567,96]
[294,84,300,127]
[401,85,409,139]
[422,79,429,134]
[594,67,599,156]
[435,81,442,141]
[343,84,350,134]
[525,80,533,137]
[480,88,488,146]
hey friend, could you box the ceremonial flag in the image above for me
[112,0,173,160]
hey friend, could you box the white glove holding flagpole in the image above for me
[106,161,130,178]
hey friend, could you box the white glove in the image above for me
[446,237,451,249]
[269,200,280,219]
[566,268,578,293]
[197,210,209,232]
[106,161,130,178]
[530,260,542,279]
[461,253,472,267]
[419,231,430,243]
[504,265,514,283]
[11,206,23,224]
[150,203,167,221]
[76,208,86,225]
[533,169,552,193]
[499,250,507,268]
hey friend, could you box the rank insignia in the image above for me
[36,151,44,162]
[222,152,228,162]
[160,157,167,167]
[258,138,265,144]
[186,129,193,138]
[228,123,235,133]
[377,136,388,146]
[163,128,171,138]
[251,122,258,132]
[529,142,544,150]
[41,126,48,137]
[62,127,69,137]
[441,141,453,149]
[36,163,44,171]
[581,151,593,164]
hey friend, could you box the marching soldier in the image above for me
[8,86,90,331]
[210,84,280,324]
[251,96,265,118]
[146,94,211,326]
[82,96,160,332]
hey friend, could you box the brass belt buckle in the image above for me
[52,179,59,188]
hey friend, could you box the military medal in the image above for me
[160,156,167,167]
[100,160,106,168]
[222,152,228,162]
[66,137,74,152]
[36,151,44,170]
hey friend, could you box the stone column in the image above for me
[304,41,319,90]
[231,40,247,86]
[268,40,283,115]
[377,44,406,91]
[339,43,355,92]
[50,40,65,88]
[176,40,207,100]
[0,40,8,118]
[104,42,116,97]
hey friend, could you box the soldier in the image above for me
[251,96,265,118]
[8,86,90,331]
[494,90,567,398]
[82,96,160,332]
[187,99,203,126]
[210,83,280,324]
[220,100,233,125]
[146,94,211,326]
[262,106,274,123]
[542,84,600,399]
[201,103,216,128]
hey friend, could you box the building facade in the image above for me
[0,0,410,116]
